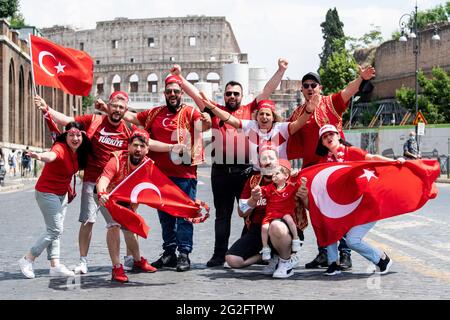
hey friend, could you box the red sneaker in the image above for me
[111,264,129,283]
[133,257,157,273]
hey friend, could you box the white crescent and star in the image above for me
[38,51,66,77]
[130,182,162,204]
[311,165,364,219]
[163,118,175,127]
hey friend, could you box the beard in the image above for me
[225,100,241,112]
[130,154,144,165]
[166,97,181,113]
[108,112,122,123]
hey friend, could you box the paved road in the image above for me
[1,166,449,300]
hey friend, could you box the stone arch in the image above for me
[111,74,121,92]
[19,66,25,144]
[147,73,158,93]
[129,74,139,93]
[9,59,16,143]
[96,77,104,96]
[206,72,220,91]
[186,72,199,85]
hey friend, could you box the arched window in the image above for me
[9,60,16,143]
[186,72,199,85]
[112,74,121,92]
[19,67,25,144]
[129,74,139,93]
[96,77,104,96]
[206,72,220,91]
[147,73,158,93]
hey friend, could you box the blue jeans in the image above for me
[157,177,197,254]
[327,222,381,265]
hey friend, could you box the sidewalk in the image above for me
[437,174,450,184]
[0,174,37,193]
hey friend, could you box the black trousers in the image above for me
[210,164,253,258]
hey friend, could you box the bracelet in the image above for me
[224,113,231,122]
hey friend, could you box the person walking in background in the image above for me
[403,131,421,160]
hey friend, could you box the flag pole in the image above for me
[28,34,38,97]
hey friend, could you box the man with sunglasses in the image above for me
[170,58,289,268]
[287,65,376,270]
[106,75,212,272]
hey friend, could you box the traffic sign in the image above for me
[413,111,428,125]
[417,122,425,136]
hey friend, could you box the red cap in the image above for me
[256,100,276,112]
[130,129,149,144]
[109,91,129,103]
[165,75,182,86]
[278,159,292,171]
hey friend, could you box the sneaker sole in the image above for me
[324,270,341,276]
[272,270,294,279]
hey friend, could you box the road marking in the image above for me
[366,237,450,283]
[377,220,429,230]
[370,229,450,263]
[409,214,450,228]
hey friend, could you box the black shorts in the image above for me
[226,220,305,261]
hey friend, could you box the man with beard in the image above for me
[286,66,376,270]
[170,59,289,268]
[97,129,158,282]
[116,75,212,272]
[35,92,180,275]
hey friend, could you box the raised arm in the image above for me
[200,92,240,129]
[341,65,376,104]
[366,153,405,163]
[256,58,288,103]
[288,93,319,135]
[35,95,74,125]
[170,64,206,111]
[238,185,262,217]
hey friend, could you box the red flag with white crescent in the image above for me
[109,159,209,222]
[104,200,150,238]
[30,35,93,96]
[299,160,440,247]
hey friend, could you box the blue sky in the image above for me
[20,0,447,79]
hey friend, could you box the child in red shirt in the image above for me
[252,159,302,261]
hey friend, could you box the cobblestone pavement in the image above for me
[1,167,449,300]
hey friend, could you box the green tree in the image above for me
[319,39,357,96]
[395,67,450,124]
[9,11,25,28]
[82,94,94,114]
[0,0,19,18]
[319,8,345,70]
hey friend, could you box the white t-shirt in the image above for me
[240,120,290,171]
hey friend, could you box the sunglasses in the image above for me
[302,83,318,89]
[225,91,241,97]
[165,89,181,95]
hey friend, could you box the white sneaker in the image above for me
[273,258,294,279]
[18,257,35,279]
[73,260,88,274]
[50,264,75,277]
[262,255,279,275]
[123,255,134,271]
[290,252,300,269]
[292,239,302,252]
[260,246,272,261]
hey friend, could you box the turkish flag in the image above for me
[30,35,93,96]
[109,159,204,220]
[299,160,440,247]
[105,201,150,238]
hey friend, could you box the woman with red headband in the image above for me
[18,122,90,279]
[201,95,319,171]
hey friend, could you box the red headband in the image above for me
[256,100,276,112]
[165,75,182,86]
[109,91,129,102]
[67,128,82,134]
[130,129,149,143]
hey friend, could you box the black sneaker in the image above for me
[151,251,177,269]
[324,262,342,276]
[339,253,352,270]
[206,255,225,268]
[176,253,191,272]
[376,254,393,275]
[305,251,328,269]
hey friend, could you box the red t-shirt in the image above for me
[319,145,368,163]
[293,92,348,168]
[210,100,257,164]
[260,180,299,225]
[75,115,133,182]
[240,175,271,225]
[136,105,201,179]
[35,142,78,195]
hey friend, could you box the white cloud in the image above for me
[19,0,446,80]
